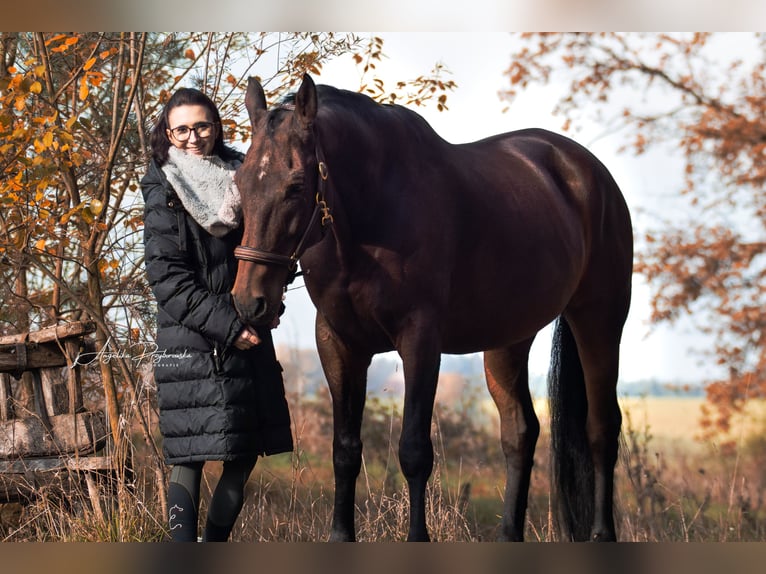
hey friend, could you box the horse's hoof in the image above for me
[590,531,616,542]
[497,533,524,542]
[329,530,355,542]
[406,531,431,542]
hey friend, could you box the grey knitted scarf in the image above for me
[162,146,242,237]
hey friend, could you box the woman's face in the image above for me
[166,104,217,157]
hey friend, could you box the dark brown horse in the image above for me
[232,74,633,542]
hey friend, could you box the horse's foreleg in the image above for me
[315,314,371,542]
[484,341,539,541]
[397,326,442,542]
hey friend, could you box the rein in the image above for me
[234,129,333,283]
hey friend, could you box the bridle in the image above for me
[233,131,333,284]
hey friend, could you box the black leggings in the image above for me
[167,458,257,542]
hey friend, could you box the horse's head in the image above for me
[231,74,328,327]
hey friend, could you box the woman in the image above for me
[141,87,293,542]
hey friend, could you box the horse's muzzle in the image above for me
[231,293,271,327]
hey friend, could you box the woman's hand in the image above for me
[233,326,262,350]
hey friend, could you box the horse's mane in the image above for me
[273,85,439,142]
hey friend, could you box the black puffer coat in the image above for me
[141,158,293,464]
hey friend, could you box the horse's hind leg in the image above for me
[565,305,627,541]
[484,339,540,541]
[315,314,372,542]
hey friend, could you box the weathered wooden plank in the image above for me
[40,367,70,416]
[0,321,96,346]
[0,455,113,473]
[0,411,107,459]
[0,455,113,503]
[64,338,84,413]
[12,372,35,416]
[0,342,69,373]
[0,373,12,421]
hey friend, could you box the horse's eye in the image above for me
[285,183,303,197]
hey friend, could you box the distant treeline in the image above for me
[276,346,706,400]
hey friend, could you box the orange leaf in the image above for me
[88,71,104,87]
[65,37,79,46]
[79,77,89,101]
[184,49,195,60]
[45,34,66,46]
[83,57,97,71]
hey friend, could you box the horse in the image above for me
[231,74,633,542]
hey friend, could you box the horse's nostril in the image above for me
[232,295,269,326]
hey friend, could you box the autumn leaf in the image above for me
[89,199,104,216]
[79,76,89,100]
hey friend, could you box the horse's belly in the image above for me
[440,294,564,353]
[439,245,582,353]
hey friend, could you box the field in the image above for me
[1,392,765,542]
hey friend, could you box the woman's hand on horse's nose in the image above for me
[234,326,262,349]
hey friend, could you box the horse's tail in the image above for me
[547,315,594,541]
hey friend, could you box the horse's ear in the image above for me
[294,73,317,130]
[245,76,267,127]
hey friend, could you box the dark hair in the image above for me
[149,87,240,165]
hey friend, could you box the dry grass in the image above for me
[1,393,765,542]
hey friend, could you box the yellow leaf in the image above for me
[35,238,46,251]
[81,207,94,224]
[34,65,46,76]
[89,199,104,215]
[83,57,97,71]
[42,131,54,148]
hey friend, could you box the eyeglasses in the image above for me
[168,121,216,141]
